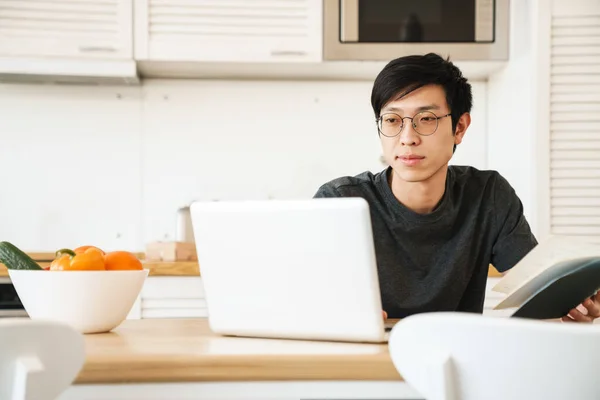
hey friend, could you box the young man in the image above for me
[314,53,600,323]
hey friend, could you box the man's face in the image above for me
[378,84,469,183]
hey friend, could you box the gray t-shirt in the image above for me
[313,165,538,318]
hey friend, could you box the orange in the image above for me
[69,248,105,270]
[104,251,143,271]
[74,245,105,255]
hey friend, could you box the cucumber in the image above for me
[0,241,43,270]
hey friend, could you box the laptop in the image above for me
[189,197,392,343]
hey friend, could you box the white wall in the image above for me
[0,85,143,253]
[487,0,540,237]
[0,78,487,252]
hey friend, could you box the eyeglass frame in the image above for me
[376,111,452,137]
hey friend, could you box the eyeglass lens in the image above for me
[378,111,440,137]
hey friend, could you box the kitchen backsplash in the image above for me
[0,79,486,251]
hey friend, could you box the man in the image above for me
[314,53,600,323]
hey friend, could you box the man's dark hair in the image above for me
[371,53,472,151]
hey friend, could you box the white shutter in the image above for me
[550,0,600,243]
[139,0,322,62]
[0,0,132,59]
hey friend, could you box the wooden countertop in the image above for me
[76,318,401,384]
[0,252,501,278]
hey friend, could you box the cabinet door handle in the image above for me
[79,46,117,53]
[270,50,307,57]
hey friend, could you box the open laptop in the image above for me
[189,197,392,343]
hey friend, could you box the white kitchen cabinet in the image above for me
[0,0,133,60]
[138,277,208,319]
[134,0,322,63]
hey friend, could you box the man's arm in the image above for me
[490,173,600,322]
[313,183,342,199]
[490,173,538,273]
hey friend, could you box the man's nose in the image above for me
[399,120,421,146]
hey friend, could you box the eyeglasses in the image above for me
[376,111,452,137]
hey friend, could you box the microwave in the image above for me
[323,0,509,61]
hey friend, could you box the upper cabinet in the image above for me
[134,0,322,63]
[0,0,515,82]
[0,0,133,60]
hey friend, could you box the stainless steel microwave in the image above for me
[323,0,509,61]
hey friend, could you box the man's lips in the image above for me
[396,154,425,166]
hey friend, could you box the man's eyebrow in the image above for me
[382,104,441,113]
[382,106,402,113]
[416,104,441,112]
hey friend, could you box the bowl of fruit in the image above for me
[0,241,148,334]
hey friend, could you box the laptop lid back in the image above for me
[190,198,386,342]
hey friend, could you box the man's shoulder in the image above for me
[450,165,508,190]
[313,169,385,198]
[449,165,501,182]
[449,165,518,203]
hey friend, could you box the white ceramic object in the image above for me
[388,312,600,400]
[8,269,149,334]
[0,318,85,400]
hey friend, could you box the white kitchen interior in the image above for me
[1,0,599,318]
[1,1,600,398]
[1,0,598,250]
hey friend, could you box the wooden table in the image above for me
[59,318,422,400]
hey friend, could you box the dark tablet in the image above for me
[511,257,600,320]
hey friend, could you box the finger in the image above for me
[382,310,388,320]
[582,297,600,318]
[561,315,576,323]
[567,308,594,323]
[593,291,600,307]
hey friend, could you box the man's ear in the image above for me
[453,113,471,145]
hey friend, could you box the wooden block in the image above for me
[145,242,197,262]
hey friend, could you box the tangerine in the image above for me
[73,245,105,255]
[104,251,143,271]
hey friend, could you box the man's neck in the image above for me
[389,165,449,214]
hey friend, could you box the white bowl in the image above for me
[8,269,149,334]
